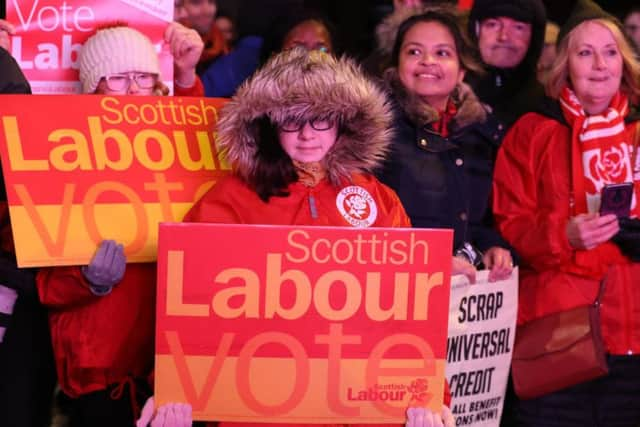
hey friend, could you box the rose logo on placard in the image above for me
[336,186,378,227]
[407,379,430,404]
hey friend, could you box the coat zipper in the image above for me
[308,192,318,219]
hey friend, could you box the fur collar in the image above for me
[376,6,432,57]
[384,67,488,131]
[216,49,394,185]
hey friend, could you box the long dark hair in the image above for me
[390,8,483,75]
[251,116,298,201]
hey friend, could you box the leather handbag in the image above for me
[511,280,608,400]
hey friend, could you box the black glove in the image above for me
[612,217,640,262]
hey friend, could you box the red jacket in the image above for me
[37,83,204,398]
[184,174,410,228]
[37,264,156,397]
[174,76,205,97]
[492,110,640,355]
[186,173,452,427]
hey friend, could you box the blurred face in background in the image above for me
[568,21,623,115]
[174,0,189,23]
[478,16,532,68]
[624,11,640,49]
[184,0,217,35]
[537,43,557,84]
[398,20,465,110]
[215,16,235,45]
[282,20,332,53]
[537,22,559,84]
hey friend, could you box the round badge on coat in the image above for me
[336,186,378,227]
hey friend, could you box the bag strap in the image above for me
[594,275,606,307]
[634,122,640,177]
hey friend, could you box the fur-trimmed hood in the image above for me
[216,48,393,185]
[384,67,488,131]
[376,6,434,58]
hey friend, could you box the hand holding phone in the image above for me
[599,182,634,218]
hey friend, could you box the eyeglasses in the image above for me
[279,118,335,132]
[103,72,157,91]
[286,42,330,53]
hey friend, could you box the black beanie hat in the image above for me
[557,0,622,44]
[468,0,547,72]
[469,0,545,27]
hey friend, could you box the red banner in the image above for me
[155,223,453,423]
[5,0,173,94]
[0,95,229,266]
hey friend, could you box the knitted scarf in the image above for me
[559,86,638,217]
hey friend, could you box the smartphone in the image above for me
[599,182,634,217]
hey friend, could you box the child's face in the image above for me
[278,118,338,163]
[95,71,157,96]
[184,0,217,35]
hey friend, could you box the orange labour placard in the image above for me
[0,95,229,266]
[155,223,453,423]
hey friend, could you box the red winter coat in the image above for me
[185,173,452,427]
[492,110,640,355]
[37,80,204,398]
[184,174,410,228]
[37,263,156,398]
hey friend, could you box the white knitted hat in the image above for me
[79,26,161,94]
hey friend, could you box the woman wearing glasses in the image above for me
[79,23,205,96]
[35,23,204,427]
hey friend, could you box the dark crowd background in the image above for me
[0,0,637,62]
[205,0,638,60]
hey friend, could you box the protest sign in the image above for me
[0,94,229,266]
[445,270,518,427]
[155,223,453,423]
[5,0,173,94]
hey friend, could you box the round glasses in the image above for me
[104,72,157,91]
[279,118,335,132]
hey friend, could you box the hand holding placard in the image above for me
[137,397,193,427]
[406,406,454,427]
[81,239,126,294]
[165,22,204,88]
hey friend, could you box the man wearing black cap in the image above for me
[466,0,547,129]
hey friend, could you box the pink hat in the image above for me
[79,26,161,93]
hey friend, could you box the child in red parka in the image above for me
[137,48,459,427]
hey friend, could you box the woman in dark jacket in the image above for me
[377,6,513,282]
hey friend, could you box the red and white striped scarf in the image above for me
[559,86,638,217]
